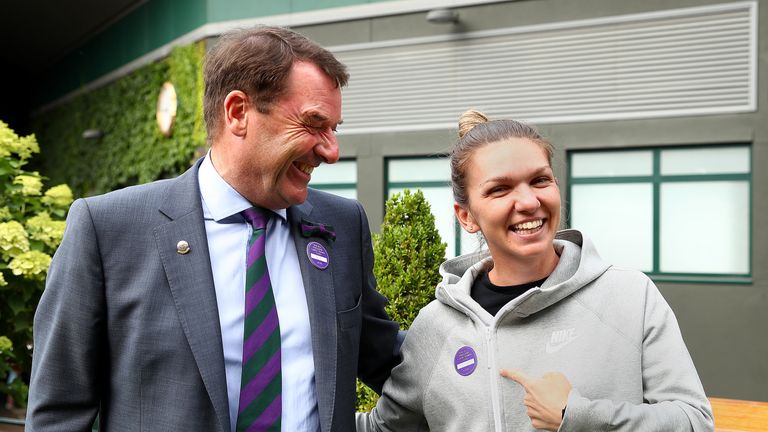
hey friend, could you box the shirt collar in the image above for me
[198,152,287,223]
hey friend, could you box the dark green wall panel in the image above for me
[206,0,291,22]
[36,0,207,107]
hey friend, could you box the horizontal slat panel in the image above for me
[344,66,748,99]
[345,23,748,68]
[335,2,755,134]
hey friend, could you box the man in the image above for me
[26,26,402,431]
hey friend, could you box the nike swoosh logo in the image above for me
[545,335,577,354]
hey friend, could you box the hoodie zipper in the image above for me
[441,284,505,431]
[487,326,504,432]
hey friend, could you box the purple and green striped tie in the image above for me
[237,207,281,432]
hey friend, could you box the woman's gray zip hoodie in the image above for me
[357,229,713,432]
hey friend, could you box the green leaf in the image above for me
[0,159,13,176]
[13,316,31,332]
[7,296,25,315]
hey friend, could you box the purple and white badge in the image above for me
[306,241,330,270]
[454,346,477,376]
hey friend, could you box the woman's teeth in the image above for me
[511,219,543,232]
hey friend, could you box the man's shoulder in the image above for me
[306,187,357,207]
[83,177,177,210]
[68,174,201,235]
[306,188,364,217]
[302,189,368,234]
[83,162,200,213]
[305,187,357,211]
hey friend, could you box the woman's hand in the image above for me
[500,369,572,431]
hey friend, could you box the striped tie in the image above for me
[237,207,281,432]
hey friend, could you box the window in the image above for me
[568,146,751,282]
[387,157,482,258]
[309,159,357,199]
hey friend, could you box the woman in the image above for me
[356,110,714,431]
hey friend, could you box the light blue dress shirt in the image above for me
[198,155,319,432]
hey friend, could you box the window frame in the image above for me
[385,155,465,258]
[566,144,752,284]
[309,158,358,199]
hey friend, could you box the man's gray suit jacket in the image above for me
[26,161,402,431]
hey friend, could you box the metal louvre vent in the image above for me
[334,2,755,134]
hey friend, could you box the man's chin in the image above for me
[278,188,309,208]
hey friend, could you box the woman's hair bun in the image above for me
[458,109,489,138]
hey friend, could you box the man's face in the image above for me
[239,61,342,209]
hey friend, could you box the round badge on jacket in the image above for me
[454,346,477,376]
[306,241,329,270]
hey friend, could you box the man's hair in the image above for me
[203,25,349,142]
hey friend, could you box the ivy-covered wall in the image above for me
[32,42,207,197]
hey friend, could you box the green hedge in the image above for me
[0,120,73,409]
[32,42,206,197]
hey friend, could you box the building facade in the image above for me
[33,0,768,401]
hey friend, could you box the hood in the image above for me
[436,229,611,324]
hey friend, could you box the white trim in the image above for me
[747,1,758,112]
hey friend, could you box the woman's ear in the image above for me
[454,202,480,233]
[223,90,250,137]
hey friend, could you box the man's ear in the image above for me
[223,90,249,137]
[454,202,480,233]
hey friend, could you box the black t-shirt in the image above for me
[471,270,547,316]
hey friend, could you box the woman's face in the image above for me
[455,138,561,266]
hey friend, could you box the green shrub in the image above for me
[0,121,73,408]
[356,189,446,412]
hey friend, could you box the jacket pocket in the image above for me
[337,295,362,330]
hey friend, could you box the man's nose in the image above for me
[316,132,339,164]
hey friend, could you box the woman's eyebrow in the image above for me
[479,166,552,186]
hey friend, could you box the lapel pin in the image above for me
[176,240,190,255]
[306,241,329,270]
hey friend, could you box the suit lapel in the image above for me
[288,201,338,432]
[153,164,230,432]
